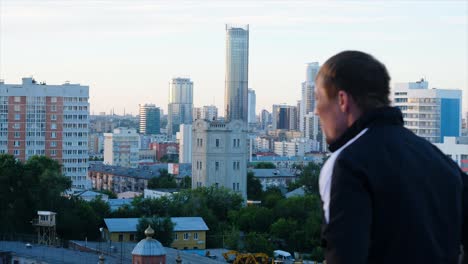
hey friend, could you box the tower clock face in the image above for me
[233,123,241,130]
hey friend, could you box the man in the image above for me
[315,51,467,263]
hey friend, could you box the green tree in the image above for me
[56,197,100,240]
[247,171,263,200]
[147,169,177,189]
[0,154,33,233]
[262,186,284,209]
[244,232,274,256]
[254,162,276,169]
[298,162,322,195]
[224,226,241,250]
[88,196,111,225]
[25,155,72,210]
[137,217,174,246]
[234,206,273,233]
[179,176,192,189]
[0,155,73,234]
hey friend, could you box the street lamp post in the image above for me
[98,227,103,253]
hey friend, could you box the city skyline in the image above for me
[0,0,466,115]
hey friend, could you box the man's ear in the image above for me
[337,90,350,113]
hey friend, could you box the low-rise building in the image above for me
[150,142,179,161]
[103,217,209,249]
[433,136,468,173]
[251,155,322,169]
[250,168,298,190]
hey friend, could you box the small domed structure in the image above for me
[132,225,166,264]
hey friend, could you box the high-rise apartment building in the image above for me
[393,79,462,143]
[139,104,160,135]
[202,105,218,121]
[176,124,192,163]
[193,107,202,121]
[260,109,272,130]
[168,77,193,135]
[192,119,248,199]
[225,24,249,122]
[104,127,140,168]
[248,88,256,125]
[301,63,320,119]
[272,104,298,131]
[0,77,90,188]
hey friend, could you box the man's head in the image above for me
[314,51,391,144]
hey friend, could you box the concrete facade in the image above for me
[104,128,140,168]
[0,77,90,188]
[192,119,248,198]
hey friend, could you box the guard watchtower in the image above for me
[32,211,57,245]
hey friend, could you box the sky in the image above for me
[0,0,467,115]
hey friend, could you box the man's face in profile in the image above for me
[315,77,348,145]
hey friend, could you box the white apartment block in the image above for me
[274,138,314,157]
[202,105,218,121]
[393,79,462,143]
[304,113,326,152]
[192,119,248,199]
[176,124,192,163]
[104,127,140,168]
[433,137,468,173]
[0,77,90,188]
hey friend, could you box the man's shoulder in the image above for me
[338,124,433,162]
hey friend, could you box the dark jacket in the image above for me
[320,107,468,264]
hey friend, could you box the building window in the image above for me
[14,141,20,147]
[51,123,57,130]
[193,232,198,240]
[51,132,57,138]
[174,233,178,240]
[50,150,57,156]
[13,123,20,129]
[183,233,189,240]
[215,161,219,171]
[50,141,57,147]
[237,183,240,191]
[233,161,240,170]
[13,149,20,156]
[14,96,20,103]
[118,234,123,242]
[14,114,20,120]
[129,234,135,241]
[51,114,57,121]
[51,105,57,112]
[14,132,20,138]
[233,183,235,190]
[14,105,20,111]
[215,139,220,147]
[51,97,57,103]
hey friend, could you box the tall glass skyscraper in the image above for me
[139,104,160,135]
[168,77,193,135]
[225,24,249,122]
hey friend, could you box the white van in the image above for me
[274,250,294,262]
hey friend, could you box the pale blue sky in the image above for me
[0,0,466,115]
